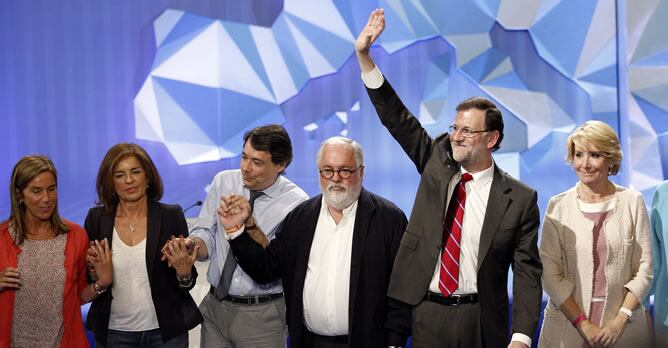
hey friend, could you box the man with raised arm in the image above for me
[354,9,543,348]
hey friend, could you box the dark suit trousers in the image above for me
[411,300,483,348]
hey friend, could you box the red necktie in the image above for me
[439,173,473,296]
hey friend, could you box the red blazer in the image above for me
[0,219,90,348]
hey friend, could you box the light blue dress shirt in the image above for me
[190,169,308,296]
[651,181,668,344]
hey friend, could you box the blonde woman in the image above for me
[538,121,653,347]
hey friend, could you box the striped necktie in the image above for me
[439,173,473,296]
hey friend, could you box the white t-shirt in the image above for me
[108,228,159,331]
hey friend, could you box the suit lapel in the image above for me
[145,202,162,278]
[477,167,511,267]
[99,208,116,246]
[348,189,374,334]
[436,135,460,223]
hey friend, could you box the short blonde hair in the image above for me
[565,121,622,175]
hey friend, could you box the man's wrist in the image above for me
[176,273,194,288]
[224,224,243,233]
[361,65,384,89]
[225,226,246,240]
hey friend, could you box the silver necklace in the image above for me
[128,222,136,233]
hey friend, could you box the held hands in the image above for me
[161,235,199,278]
[218,194,251,233]
[593,314,627,347]
[87,239,113,288]
[355,8,385,55]
[576,319,602,347]
[0,267,21,291]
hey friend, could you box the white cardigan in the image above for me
[538,184,653,347]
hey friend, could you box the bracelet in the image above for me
[571,313,586,327]
[93,281,107,295]
[619,307,633,321]
[177,273,193,288]
[224,224,242,233]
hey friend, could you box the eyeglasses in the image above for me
[319,165,363,179]
[448,124,489,138]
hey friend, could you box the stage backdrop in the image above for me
[1,0,667,298]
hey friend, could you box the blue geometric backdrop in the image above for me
[125,0,668,217]
[1,0,667,258]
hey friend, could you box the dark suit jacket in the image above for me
[84,201,203,345]
[230,188,411,348]
[367,80,542,346]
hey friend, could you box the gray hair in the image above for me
[316,136,364,167]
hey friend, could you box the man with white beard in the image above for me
[221,136,411,348]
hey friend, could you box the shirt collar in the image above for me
[250,175,285,199]
[319,196,359,220]
[460,160,495,187]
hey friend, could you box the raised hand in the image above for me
[86,241,98,280]
[355,8,385,55]
[217,194,251,232]
[91,239,113,288]
[0,267,21,291]
[162,235,199,278]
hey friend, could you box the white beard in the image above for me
[321,182,361,211]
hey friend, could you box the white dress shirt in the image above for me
[428,165,493,294]
[362,66,532,347]
[302,197,358,336]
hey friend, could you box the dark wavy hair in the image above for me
[95,143,163,212]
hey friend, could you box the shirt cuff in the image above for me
[511,333,532,347]
[225,225,246,240]
[361,65,385,89]
[189,230,214,260]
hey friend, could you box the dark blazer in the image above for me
[366,80,543,346]
[84,201,203,345]
[230,188,411,348]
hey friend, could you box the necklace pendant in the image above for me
[129,223,135,233]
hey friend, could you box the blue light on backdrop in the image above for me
[1,0,667,295]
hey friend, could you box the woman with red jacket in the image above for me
[0,155,111,347]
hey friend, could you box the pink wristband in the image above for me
[571,313,586,327]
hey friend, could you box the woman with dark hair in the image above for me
[0,155,108,347]
[85,143,202,347]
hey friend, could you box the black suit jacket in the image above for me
[230,188,411,347]
[84,201,203,345]
[366,80,543,346]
